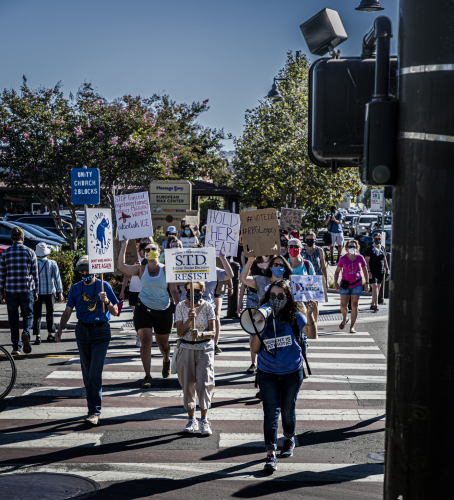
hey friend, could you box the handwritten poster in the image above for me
[291,275,326,303]
[165,247,217,282]
[205,209,240,257]
[239,208,280,257]
[87,208,115,273]
[114,191,153,240]
[280,208,303,232]
[185,210,199,227]
[181,237,196,249]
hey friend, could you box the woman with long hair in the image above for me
[179,224,199,247]
[250,279,318,472]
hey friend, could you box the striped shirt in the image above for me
[0,242,38,293]
[37,258,63,295]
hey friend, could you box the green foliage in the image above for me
[199,197,224,224]
[48,253,75,298]
[232,52,362,231]
[104,273,124,296]
[0,77,230,249]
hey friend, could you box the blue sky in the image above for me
[1,0,398,149]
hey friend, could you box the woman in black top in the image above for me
[365,233,389,311]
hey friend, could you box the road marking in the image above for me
[0,406,386,421]
[0,432,102,448]
[218,433,300,448]
[0,462,384,482]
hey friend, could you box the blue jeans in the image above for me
[6,291,34,348]
[75,322,111,416]
[339,285,363,296]
[257,366,304,451]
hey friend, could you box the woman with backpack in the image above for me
[365,233,389,311]
[250,279,318,472]
[287,238,316,276]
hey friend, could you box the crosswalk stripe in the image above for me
[0,433,103,448]
[0,462,384,482]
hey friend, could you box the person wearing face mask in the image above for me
[365,233,389,311]
[249,280,318,472]
[335,241,369,333]
[302,231,328,288]
[118,239,181,387]
[55,255,119,426]
[174,281,216,435]
[279,234,289,260]
[161,226,177,251]
[179,224,199,248]
[287,238,316,276]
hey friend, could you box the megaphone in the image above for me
[240,304,274,335]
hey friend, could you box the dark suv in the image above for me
[5,215,82,237]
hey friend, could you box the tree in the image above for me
[232,52,362,231]
[0,77,229,249]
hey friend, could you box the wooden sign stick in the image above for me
[101,273,105,312]
[190,281,195,330]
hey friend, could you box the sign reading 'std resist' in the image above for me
[205,210,240,257]
[164,247,217,282]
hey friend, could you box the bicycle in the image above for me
[0,345,17,400]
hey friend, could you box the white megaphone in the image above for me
[240,304,274,335]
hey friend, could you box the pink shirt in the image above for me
[338,254,366,288]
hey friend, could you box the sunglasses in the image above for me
[305,239,315,242]
[272,262,285,267]
[347,246,356,249]
[187,289,203,294]
[146,247,158,252]
[270,293,286,300]
[280,241,288,247]
[288,245,300,249]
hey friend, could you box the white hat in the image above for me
[35,242,51,257]
[287,238,302,247]
[167,226,177,233]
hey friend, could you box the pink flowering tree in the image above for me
[0,77,228,249]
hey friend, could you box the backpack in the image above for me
[303,259,310,275]
[323,232,332,246]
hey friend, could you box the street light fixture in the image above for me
[356,0,384,12]
[266,78,287,101]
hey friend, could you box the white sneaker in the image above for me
[183,418,199,433]
[200,419,212,436]
[135,335,142,347]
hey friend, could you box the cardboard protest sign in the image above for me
[280,208,303,232]
[87,208,115,273]
[164,247,217,282]
[114,191,153,240]
[181,237,196,249]
[113,239,139,270]
[291,275,326,303]
[239,208,280,257]
[205,209,240,257]
[185,210,199,227]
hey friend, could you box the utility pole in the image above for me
[385,1,454,497]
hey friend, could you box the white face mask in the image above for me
[348,247,356,255]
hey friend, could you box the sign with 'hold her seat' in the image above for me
[205,209,240,257]
[164,247,217,282]
[240,208,280,257]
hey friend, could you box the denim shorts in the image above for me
[340,285,363,296]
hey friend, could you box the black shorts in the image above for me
[133,303,173,335]
[129,291,140,307]
[370,272,384,285]
[214,293,224,299]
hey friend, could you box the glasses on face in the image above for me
[187,289,202,294]
[272,262,284,267]
[270,293,286,300]
[347,245,356,249]
[288,245,300,249]
[305,239,315,243]
[280,241,288,247]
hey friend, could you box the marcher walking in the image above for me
[287,238,316,276]
[365,233,389,310]
[55,255,119,426]
[0,227,38,355]
[334,241,369,333]
[325,205,344,265]
[174,281,216,435]
[161,226,177,251]
[32,243,64,345]
[250,279,318,472]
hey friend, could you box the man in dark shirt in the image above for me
[365,233,389,311]
[0,227,38,355]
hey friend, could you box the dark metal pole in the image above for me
[385,1,454,497]
[226,261,240,319]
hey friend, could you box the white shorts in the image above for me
[330,232,344,247]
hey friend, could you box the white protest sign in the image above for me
[205,209,240,257]
[181,237,196,249]
[164,247,217,283]
[291,275,326,303]
[87,208,115,273]
[114,191,153,240]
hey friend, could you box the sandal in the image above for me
[339,318,349,330]
[350,327,357,334]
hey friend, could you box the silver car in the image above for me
[353,215,378,238]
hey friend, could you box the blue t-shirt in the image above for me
[257,311,306,375]
[67,279,119,323]
[288,258,316,276]
[325,212,343,233]
[203,267,226,304]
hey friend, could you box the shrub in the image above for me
[104,273,124,297]
[48,253,75,298]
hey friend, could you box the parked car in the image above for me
[360,229,392,256]
[353,215,379,239]
[343,215,359,236]
[0,221,61,251]
[22,223,67,243]
[12,221,66,245]
[0,244,10,254]
[5,214,82,237]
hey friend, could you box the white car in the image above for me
[353,215,378,238]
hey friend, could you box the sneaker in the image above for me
[183,418,199,433]
[85,414,99,426]
[280,438,295,458]
[11,347,21,355]
[256,391,262,400]
[47,334,56,342]
[215,345,222,355]
[162,360,171,378]
[135,335,142,347]
[247,364,257,374]
[34,337,41,346]
[141,375,153,388]
[264,452,277,473]
[21,334,32,354]
[200,419,212,436]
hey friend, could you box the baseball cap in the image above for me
[10,226,24,240]
[167,226,177,233]
[74,255,90,272]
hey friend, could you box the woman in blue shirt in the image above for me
[250,279,318,473]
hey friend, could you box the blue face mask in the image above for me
[81,274,94,283]
[271,266,285,278]
[186,291,203,302]
[184,229,191,236]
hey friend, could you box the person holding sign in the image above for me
[174,281,216,436]
[55,256,119,427]
[118,239,181,387]
[249,280,318,472]
[180,224,199,249]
